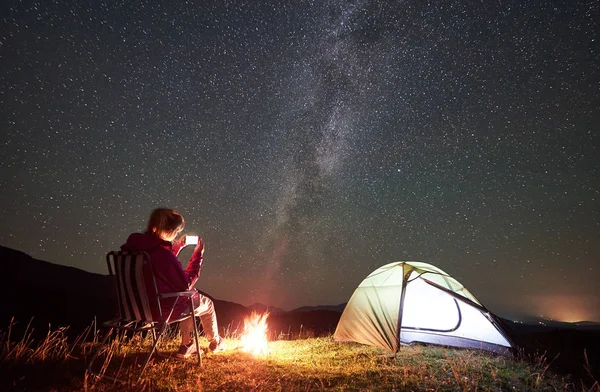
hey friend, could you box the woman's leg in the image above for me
[192,293,219,342]
[179,315,194,345]
[178,292,220,347]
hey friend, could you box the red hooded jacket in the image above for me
[120,232,203,320]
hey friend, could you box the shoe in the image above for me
[208,337,226,352]
[175,343,199,359]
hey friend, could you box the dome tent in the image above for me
[333,261,514,355]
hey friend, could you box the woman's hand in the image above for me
[173,235,187,256]
[176,234,187,248]
[194,236,205,256]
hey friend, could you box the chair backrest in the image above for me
[106,251,161,323]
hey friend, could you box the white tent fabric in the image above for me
[334,262,514,355]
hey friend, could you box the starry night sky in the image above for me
[1,0,598,322]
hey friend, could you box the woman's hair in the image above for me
[146,208,185,240]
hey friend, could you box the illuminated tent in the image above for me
[334,261,514,355]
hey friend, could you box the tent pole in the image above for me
[395,266,412,355]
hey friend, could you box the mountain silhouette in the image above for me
[0,246,115,336]
[246,303,286,315]
[0,246,341,339]
[292,304,346,313]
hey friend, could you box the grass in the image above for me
[0,318,595,392]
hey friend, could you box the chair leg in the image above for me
[149,322,157,343]
[187,301,202,365]
[136,323,166,384]
[149,323,160,355]
[190,313,202,365]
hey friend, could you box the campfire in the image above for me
[239,312,270,355]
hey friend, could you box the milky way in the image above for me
[1,0,598,321]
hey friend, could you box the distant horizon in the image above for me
[4,244,599,325]
[238,302,600,325]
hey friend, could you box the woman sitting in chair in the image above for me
[121,208,225,358]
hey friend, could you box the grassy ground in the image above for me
[0,320,596,392]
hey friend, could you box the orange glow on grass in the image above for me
[239,312,270,355]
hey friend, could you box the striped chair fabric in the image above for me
[108,251,154,323]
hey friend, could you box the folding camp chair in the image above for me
[87,250,202,384]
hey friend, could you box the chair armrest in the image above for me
[158,290,197,298]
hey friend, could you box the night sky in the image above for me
[1,0,598,322]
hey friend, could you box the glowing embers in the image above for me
[239,312,270,355]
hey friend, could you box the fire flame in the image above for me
[239,312,270,355]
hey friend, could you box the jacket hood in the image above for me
[121,232,172,252]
